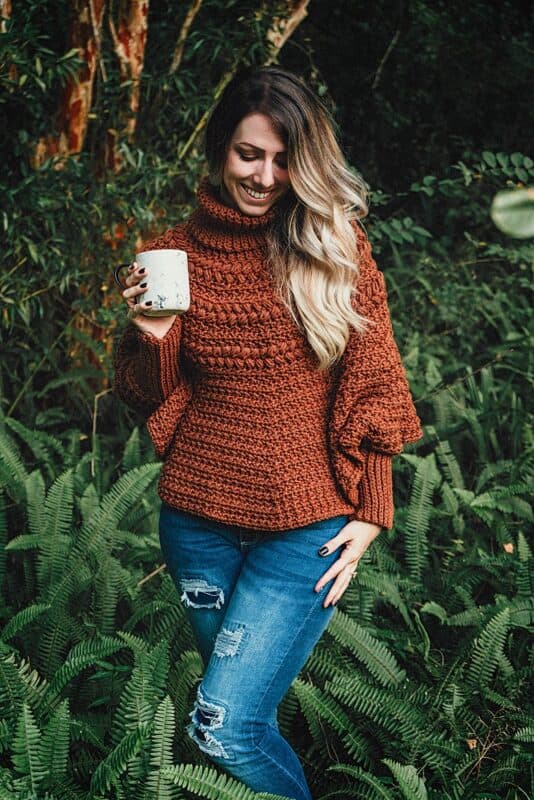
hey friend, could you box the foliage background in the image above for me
[0,1,532,799]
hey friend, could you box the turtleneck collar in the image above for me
[186,177,279,253]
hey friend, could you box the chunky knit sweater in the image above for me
[113,178,423,531]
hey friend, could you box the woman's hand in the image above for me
[121,261,177,339]
[314,519,382,608]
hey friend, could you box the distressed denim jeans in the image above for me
[158,503,350,800]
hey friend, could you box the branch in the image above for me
[371,25,401,91]
[169,0,203,75]
[264,0,310,65]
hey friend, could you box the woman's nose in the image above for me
[255,159,275,188]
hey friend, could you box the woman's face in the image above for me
[221,112,291,216]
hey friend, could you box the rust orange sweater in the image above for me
[113,178,423,531]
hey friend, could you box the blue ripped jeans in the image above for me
[158,504,350,800]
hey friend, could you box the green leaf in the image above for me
[383,759,428,800]
[491,188,534,239]
[11,703,47,792]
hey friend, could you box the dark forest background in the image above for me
[0,2,532,799]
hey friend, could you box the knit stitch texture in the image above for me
[113,178,423,531]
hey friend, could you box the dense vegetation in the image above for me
[0,1,532,798]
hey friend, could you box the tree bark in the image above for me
[0,0,12,32]
[106,0,149,170]
[32,0,105,167]
[169,0,203,75]
[264,0,310,64]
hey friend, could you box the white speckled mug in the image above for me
[114,248,190,317]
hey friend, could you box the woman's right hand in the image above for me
[121,261,177,339]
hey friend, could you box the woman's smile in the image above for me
[221,112,291,215]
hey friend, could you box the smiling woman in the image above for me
[113,65,422,799]
[220,113,291,215]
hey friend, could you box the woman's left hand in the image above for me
[314,519,382,608]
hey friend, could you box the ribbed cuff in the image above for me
[348,450,394,530]
[133,318,182,401]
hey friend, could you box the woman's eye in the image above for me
[238,153,256,161]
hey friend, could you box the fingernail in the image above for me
[140,282,147,288]
[138,267,146,274]
[318,546,329,556]
[128,263,135,271]
[145,300,152,306]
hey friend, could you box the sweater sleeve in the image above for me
[328,225,423,530]
[112,225,194,458]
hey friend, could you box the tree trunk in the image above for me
[32,0,105,168]
[106,0,149,171]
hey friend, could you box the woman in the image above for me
[113,66,423,800]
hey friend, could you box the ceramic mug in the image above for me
[114,248,190,317]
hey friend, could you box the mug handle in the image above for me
[113,262,132,291]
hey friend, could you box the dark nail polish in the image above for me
[138,267,146,274]
[318,546,329,556]
[139,282,147,288]
[145,300,152,306]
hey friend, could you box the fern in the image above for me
[38,468,74,592]
[466,606,511,689]
[39,698,70,787]
[1,603,51,642]
[162,762,290,799]
[112,639,171,745]
[403,453,439,580]
[71,463,160,560]
[293,678,370,762]
[327,611,405,686]
[145,695,176,799]
[122,427,142,471]
[0,427,28,502]
[5,417,64,479]
[46,635,127,699]
[11,702,47,793]
[382,759,428,800]
[0,492,6,588]
[90,723,150,796]
[327,763,396,798]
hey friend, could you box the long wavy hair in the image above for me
[204,66,371,370]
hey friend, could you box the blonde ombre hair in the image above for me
[205,66,372,370]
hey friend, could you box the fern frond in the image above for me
[25,469,46,538]
[1,603,51,641]
[0,492,6,587]
[435,438,464,488]
[327,674,426,742]
[0,427,28,501]
[90,724,150,796]
[466,606,511,689]
[38,468,74,592]
[112,639,170,745]
[123,427,141,471]
[5,417,64,478]
[39,698,70,786]
[47,635,127,699]
[145,695,176,798]
[79,481,99,523]
[403,453,439,580]
[72,463,161,560]
[37,608,75,679]
[168,649,203,729]
[328,763,396,798]
[293,678,370,762]
[11,702,47,793]
[382,759,428,800]
[327,611,405,686]
[514,725,534,742]
[4,533,41,551]
[163,762,288,799]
